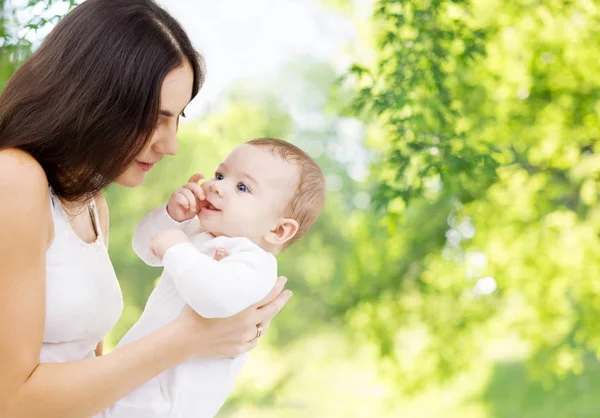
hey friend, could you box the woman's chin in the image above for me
[114,169,147,188]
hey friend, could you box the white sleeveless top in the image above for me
[40,188,123,363]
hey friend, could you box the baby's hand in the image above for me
[166,173,206,222]
[150,229,189,260]
[213,248,229,261]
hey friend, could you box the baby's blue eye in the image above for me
[215,172,224,180]
[237,183,249,193]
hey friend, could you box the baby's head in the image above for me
[199,138,325,254]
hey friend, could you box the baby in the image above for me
[104,138,325,418]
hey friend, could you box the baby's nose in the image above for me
[209,182,224,197]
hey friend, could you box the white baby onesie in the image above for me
[101,205,277,418]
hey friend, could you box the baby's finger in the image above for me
[188,173,205,183]
[213,248,229,261]
[174,192,190,209]
[179,188,197,212]
[183,182,206,202]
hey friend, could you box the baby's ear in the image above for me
[265,218,299,247]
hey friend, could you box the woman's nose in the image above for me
[152,125,179,156]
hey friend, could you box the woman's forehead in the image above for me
[159,60,195,115]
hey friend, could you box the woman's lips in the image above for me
[136,161,154,172]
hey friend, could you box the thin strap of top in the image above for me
[49,186,103,243]
[88,199,104,242]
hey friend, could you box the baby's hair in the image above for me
[246,138,325,248]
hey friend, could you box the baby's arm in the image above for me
[101,239,273,418]
[162,240,278,318]
[133,175,206,266]
[132,205,200,266]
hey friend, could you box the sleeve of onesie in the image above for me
[131,204,201,267]
[94,378,170,418]
[162,239,278,318]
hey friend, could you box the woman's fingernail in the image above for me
[282,277,288,285]
[285,290,293,300]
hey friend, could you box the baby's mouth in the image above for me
[202,200,221,212]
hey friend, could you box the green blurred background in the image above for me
[2,0,599,416]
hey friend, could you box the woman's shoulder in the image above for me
[0,148,47,180]
[0,148,49,208]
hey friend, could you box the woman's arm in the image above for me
[0,150,188,417]
[0,150,292,418]
[0,149,49,415]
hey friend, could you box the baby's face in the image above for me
[198,144,298,246]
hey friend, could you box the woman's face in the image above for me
[114,59,195,188]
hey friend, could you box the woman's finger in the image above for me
[236,339,258,357]
[255,289,292,324]
[253,276,287,309]
[258,317,273,335]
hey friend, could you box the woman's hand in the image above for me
[175,276,292,359]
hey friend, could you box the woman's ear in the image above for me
[264,218,299,247]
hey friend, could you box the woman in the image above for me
[0,0,291,417]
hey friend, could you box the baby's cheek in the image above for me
[228,214,250,236]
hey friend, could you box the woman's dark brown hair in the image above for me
[0,0,204,202]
